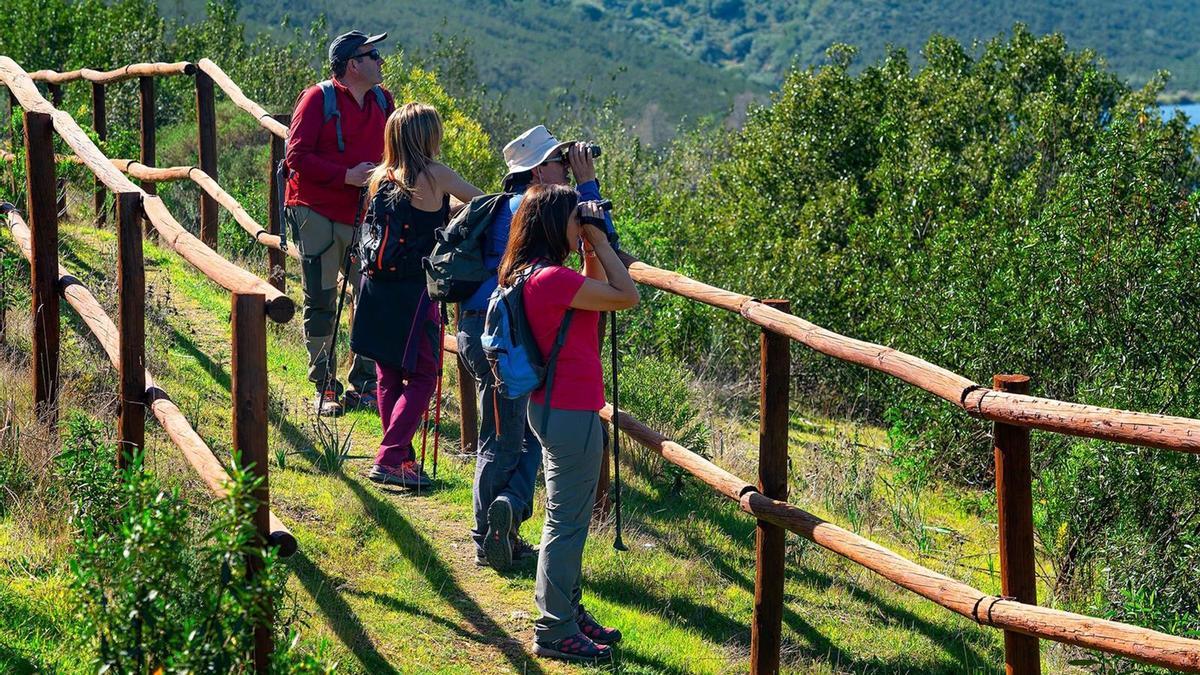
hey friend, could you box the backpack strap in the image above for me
[317,80,344,153]
[370,85,388,114]
[540,308,576,433]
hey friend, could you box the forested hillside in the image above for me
[167,0,1200,139]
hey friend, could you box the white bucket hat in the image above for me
[503,125,571,175]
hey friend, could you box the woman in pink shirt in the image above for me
[495,184,638,663]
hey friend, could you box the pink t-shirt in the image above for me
[524,265,604,410]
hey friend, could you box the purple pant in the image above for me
[373,337,438,467]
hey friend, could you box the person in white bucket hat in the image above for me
[455,125,616,573]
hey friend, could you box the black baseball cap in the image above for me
[328,30,387,65]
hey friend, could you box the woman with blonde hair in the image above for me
[352,102,482,488]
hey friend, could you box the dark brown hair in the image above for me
[496,184,579,286]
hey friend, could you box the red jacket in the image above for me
[284,78,395,225]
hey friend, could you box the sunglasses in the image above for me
[350,49,382,62]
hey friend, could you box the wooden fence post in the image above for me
[993,374,1041,675]
[751,299,790,675]
[137,76,156,205]
[91,83,107,224]
[0,243,7,345]
[231,291,273,673]
[453,305,478,456]
[116,192,145,469]
[266,113,288,292]
[7,91,18,199]
[195,70,218,248]
[46,84,67,218]
[24,111,59,421]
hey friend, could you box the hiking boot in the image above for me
[475,536,537,568]
[577,605,622,645]
[314,389,343,417]
[367,461,432,489]
[484,497,515,570]
[512,534,539,562]
[532,633,612,664]
[344,390,379,414]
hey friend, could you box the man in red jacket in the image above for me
[285,30,395,416]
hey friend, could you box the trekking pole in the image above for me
[431,303,448,480]
[611,309,628,552]
[323,186,368,397]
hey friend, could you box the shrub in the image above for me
[58,413,330,672]
[605,25,1200,636]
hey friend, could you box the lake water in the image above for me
[1159,102,1200,127]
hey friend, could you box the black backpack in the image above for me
[423,192,513,302]
[359,183,439,281]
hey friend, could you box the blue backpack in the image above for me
[481,265,575,410]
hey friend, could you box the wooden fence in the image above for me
[3,54,1200,673]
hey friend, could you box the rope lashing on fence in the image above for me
[0,203,297,557]
[0,56,295,324]
[109,159,299,260]
[27,61,195,85]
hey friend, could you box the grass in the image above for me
[0,209,1096,673]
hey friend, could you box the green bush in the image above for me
[58,413,331,672]
[604,25,1200,635]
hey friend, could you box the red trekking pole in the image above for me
[430,313,447,481]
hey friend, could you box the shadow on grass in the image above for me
[337,473,545,674]
[0,645,38,675]
[289,551,398,674]
[166,323,230,392]
[605,473,999,672]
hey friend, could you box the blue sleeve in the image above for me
[576,179,615,242]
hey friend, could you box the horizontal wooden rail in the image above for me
[0,56,294,323]
[111,160,298,259]
[28,62,195,85]
[1,205,296,556]
[196,59,288,139]
[618,251,1200,454]
[739,491,1200,672]
[433,328,1200,670]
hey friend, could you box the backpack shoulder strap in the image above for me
[317,80,344,153]
[370,86,388,113]
[540,307,576,431]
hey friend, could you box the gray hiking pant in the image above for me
[528,402,604,643]
[285,205,376,396]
